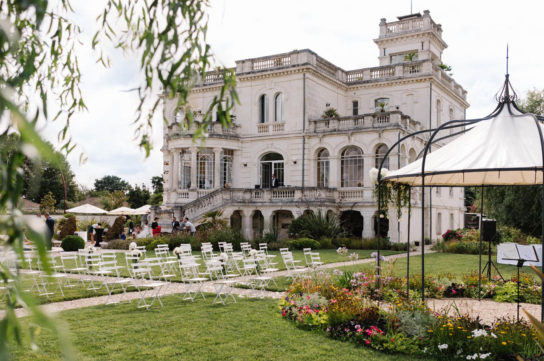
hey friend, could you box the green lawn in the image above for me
[10,295,435,361]
[335,252,540,281]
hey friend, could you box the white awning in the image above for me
[108,206,135,215]
[383,106,544,186]
[66,203,108,214]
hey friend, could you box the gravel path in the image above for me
[6,247,542,324]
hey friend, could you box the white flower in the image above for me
[129,242,137,250]
[467,354,477,360]
[173,247,182,255]
[479,353,491,359]
[490,332,497,338]
[471,329,487,338]
[437,344,448,351]
[380,168,389,177]
[86,246,95,254]
[349,253,359,261]
[332,269,343,276]
[336,247,348,255]
[219,253,228,262]
[369,168,379,184]
[130,249,142,258]
[249,249,258,257]
[371,252,378,258]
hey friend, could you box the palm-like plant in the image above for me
[288,211,342,240]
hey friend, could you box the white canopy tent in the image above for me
[132,205,151,215]
[384,105,544,186]
[66,203,108,214]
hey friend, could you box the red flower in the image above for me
[365,340,371,345]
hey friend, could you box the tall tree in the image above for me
[127,184,151,208]
[94,175,130,193]
[0,0,236,357]
[151,176,164,194]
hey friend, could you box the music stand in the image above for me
[501,243,539,322]
[481,233,504,281]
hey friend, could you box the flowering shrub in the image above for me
[442,229,464,242]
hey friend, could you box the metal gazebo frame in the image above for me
[375,74,544,321]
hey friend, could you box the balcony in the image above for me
[378,11,443,39]
[309,111,422,134]
[257,122,285,134]
[167,120,240,140]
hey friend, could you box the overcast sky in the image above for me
[38,0,544,189]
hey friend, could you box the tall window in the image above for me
[259,94,268,123]
[375,97,390,112]
[179,150,191,189]
[274,93,283,122]
[450,213,454,230]
[436,212,442,235]
[317,149,329,187]
[197,149,214,189]
[221,150,233,187]
[341,146,364,187]
[375,144,389,169]
[260,152,284,188]
[352,100,359,116]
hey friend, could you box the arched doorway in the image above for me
[230,210,242,232]
[373,211,389,238]
[340,211,364,238]
[273,210,294,240]
[260,152,284,188]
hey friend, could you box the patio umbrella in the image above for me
[108,206,135,215]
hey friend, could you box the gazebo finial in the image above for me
[495,46,518,104]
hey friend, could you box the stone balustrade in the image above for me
[167,121,240,139]
[309,111,422,133]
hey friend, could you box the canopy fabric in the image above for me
[132,205,151,215]
[383,106,544,186]
[66,203,108,214]
[108,206,135,215]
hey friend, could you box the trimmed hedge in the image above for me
[288,238,321,250]
[61,235,85,251]
[59,215,77,240]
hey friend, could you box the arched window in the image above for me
[317,149,329,187]
[409,148,417,163]
[449,107,454,121]
[197,149,214,189]
[220,150,233,187]
[259,94,268,123]
[375,144,390,169]
[341,146,364,187]
[274,93,283,122]
[375,97,390,112]
[179,149,191,189]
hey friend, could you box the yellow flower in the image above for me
[522,333,526,337]
[428,330,433,333]
[467,336,471,339]
[449,333,453,336]
[500,331,507,334]
[502,342,507,345]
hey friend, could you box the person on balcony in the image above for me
[271,174,278,188]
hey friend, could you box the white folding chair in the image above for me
[125,253,165,309]
[179,260,207,302]
[205,260,236,305]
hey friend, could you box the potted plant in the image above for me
[322,107,339,119]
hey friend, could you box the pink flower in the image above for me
[452,289,457,295]
[291,300,295,305]
[282,310,286,317]
[365,340,370,345]
[356,328,363,333]
[330,299,337,304]
[307,295,310,300]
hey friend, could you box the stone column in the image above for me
[190,147,197,189]
[329,156,339,188]
[362,210,375,239]
[172,150,179,190]
[213,148,222,189]
[242,211,253,240]
[261,209,273,234]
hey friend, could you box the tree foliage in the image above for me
[151,176,164,194]
[94,175,130,193]
[39,191,56,215]
[100,190,127,211]
[127,184,151,208]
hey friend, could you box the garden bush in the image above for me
[318,237,333,249]
[60,235,85,251]
[434,240,486,254]
[166,232,198,251]
[59,215,77,240]
[288,237,320,250]
[206,228,245,251]
[288,211,342,240]
[102,239,132,250]
[105,216,125,240]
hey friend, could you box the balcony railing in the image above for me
[257,122,285,134]
[309,111,421,133]
[168,121,240,139]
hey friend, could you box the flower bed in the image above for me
[280,272,542,360]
